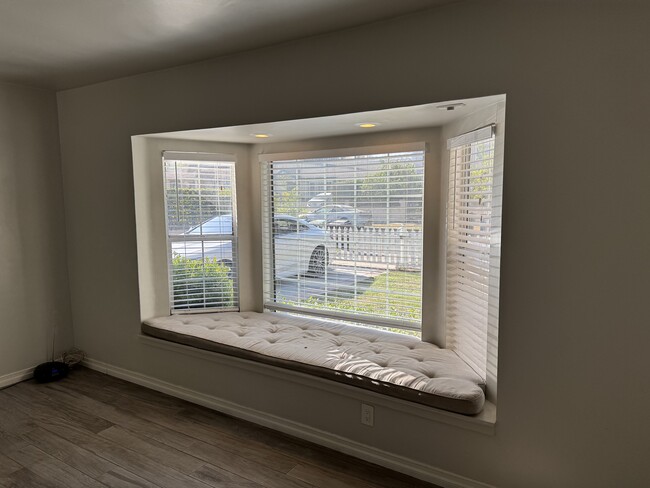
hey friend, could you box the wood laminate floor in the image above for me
[0,367,440,488]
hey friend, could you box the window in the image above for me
[446,125,501,381]
[261,146,425,332]
[163,152,238,312]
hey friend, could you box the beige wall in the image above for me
[0,82,73,380]
[56,1,650,487]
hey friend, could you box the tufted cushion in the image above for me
[142,312,485,415]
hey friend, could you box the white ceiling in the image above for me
[0,0,456,90]
[148,95,505,144]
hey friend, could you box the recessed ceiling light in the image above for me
[251,133,271,138]
[355,122,380,128]
[437,103,466,111]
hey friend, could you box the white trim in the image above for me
[258,142,426,162]
[264,303,421,331]
[0,366,35,389]
[162,157,240,313]
[83,354,495,488]
[447,125,495,149]
[260,145,427,328]
[162,151,236,162]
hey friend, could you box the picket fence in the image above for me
[327,225,423,269]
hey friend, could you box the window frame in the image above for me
[445,125,496,376]
[162,151,240,314]
[259,142,426,332]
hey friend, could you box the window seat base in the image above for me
[142,311,486,415]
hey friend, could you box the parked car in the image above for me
[171,214,333,278]
[300,205,371,227]
[307,192,332,208]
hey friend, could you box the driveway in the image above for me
[275,264,384,302]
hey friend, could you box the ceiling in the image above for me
[147,95,505,144]
[0,0,456,91]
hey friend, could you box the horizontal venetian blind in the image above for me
[261,146,425,331]
[446,125,500,379]
[163,152,239,312]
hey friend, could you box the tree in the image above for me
[273,188,304,216]
[166,187,232,233]
[359,163,420,202]
[467,141,493,204]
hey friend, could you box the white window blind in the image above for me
[446,125,501,380]
[261,146,425,331]
[163,152,239,312]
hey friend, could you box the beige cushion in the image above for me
[143,311,485,415]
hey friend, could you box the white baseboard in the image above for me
[0,366,35,389]
[83,357,495,488]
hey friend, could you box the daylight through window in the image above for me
[261,146,425,332]
[163,152,239,312]
[446,126,501,380]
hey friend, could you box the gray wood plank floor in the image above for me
[0,367,440,488]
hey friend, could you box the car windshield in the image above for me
[188,216,233,235]
[273,216,315,233]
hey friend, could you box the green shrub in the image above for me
[171,255,234,309]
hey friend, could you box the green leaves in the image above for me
[171,255,234,309]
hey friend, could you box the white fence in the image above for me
[328,225,423,269]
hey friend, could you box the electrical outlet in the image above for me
[361,403,374,426]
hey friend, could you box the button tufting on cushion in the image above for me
[143,311,486,415]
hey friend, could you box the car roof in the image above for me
[320,204,353,210]
[275,214,319,227]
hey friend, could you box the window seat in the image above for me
[142,312,486,415]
